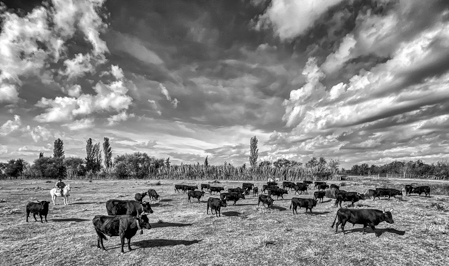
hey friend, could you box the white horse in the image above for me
[50,184,71,205]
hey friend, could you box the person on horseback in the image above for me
[55,178,66,196]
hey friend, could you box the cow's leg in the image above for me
[120,235,125,253]
[26,211,30,222]
[127,238,132,251]
[341,221,347,234]
[33,213,38,222]
[100,237,106,250]
[39,214,43,223]
[44,213,48,222]
[97,237,101,248]
[217,208,221,217]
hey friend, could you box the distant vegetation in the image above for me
[0,137,448,180]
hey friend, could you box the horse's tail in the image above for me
[95,228,108,241]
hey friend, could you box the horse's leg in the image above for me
[52,194,56,205]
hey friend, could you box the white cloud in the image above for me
[159,84,171,101]
[255,0,344,40]
[111,31,164,65]
[62,118,95,130]
[35,77,133,123]
[27,125,53,142]
[321,34,357,74]
[0,83,19,103]
[0,115,21,136]
[108,111,135,125]
[60,53,94,79]
[66,84,82,97]
[171,98,180,108]
[111,65,124,80]
[148,99,162,115]
[0,145,7,155]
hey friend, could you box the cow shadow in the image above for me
[151,203,172,207]
[345,227,406,236]
[71,202,96,205]
[320,199,332,203]
[159,199,172,202]
[151,222,192,228]
[52,218,89,222]
[235,203,257,206]
[307,211,331,215]
[221,211,240,217]
[271,206,287,211]
[133,239,201,249]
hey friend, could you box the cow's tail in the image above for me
[331,212,338,228]
[95,228,108,241]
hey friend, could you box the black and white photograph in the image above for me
[0,0,448,265]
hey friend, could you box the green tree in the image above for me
[249,136,258,168]
[103,137,112,169]
[204,156,209,168]
[93,142,102,173]
[5,159,25,178]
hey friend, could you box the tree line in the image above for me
[0,136,448,180]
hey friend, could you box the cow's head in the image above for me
[137,213,152,233]
[141,201,154,214]
[200,191,205,196]
[220,200,227,207]
[382,208,394,224]
[40,201,50,209]
[357,193,366,200]
[267,197,274,207]
[240,193,246,199]
[312,199,318,207]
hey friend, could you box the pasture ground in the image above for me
[0,178,448,266]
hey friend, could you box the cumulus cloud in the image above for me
[255,0,344,40]
[62,118,95,130]
[27,125,53,142]
[0,84,19,103]
[108,111,135,125]
[0,115,21,136]
[0,0,108,104]
[35,66,133,123]
[148,99,162,116]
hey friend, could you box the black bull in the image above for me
[93,214,152,253]
[106,200,153,216]
[331,208,394,234]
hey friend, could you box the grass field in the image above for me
[0,178,448,266]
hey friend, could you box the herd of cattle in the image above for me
[23,180,432,253]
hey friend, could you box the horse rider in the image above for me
[55,178,66,196]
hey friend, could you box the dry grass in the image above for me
[0,179,448,266]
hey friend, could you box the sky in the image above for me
[0,0,449,168]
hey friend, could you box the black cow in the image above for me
[314,182,327,189]
[335,191,363,207]
[26,201,50,223]
[404,185,413,196]
[293,183,308,195]
[303,181,313,186]
[188,190,205,202]
[314,191,326,202]
[174,184,185,193]
[330,184,339,190]
[228,187,245,194]
[258,194,274,208]
[268,188,288,199]
[318,184,330,191]
[200,184,210,191]
[366,189,377,200]
[262,184,279,193]
[106,200,153,216]
[411,186,431,197]
[209,186,224,194]
[93,214,151,253]
[331,208,394,234]
[374,188,402,200]
[282,181,296,190]
[134,192,147,202]
[242,183,254,191]
[184,185,198,192]
[206,197,227,217]
[290,198,317,214]
[224,192,245,205]
[253,186,259,196]
[267,181,277,187]
[147,189,159,201]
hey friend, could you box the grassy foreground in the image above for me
[0,178,448,266]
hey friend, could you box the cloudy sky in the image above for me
[1,0,449,168]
